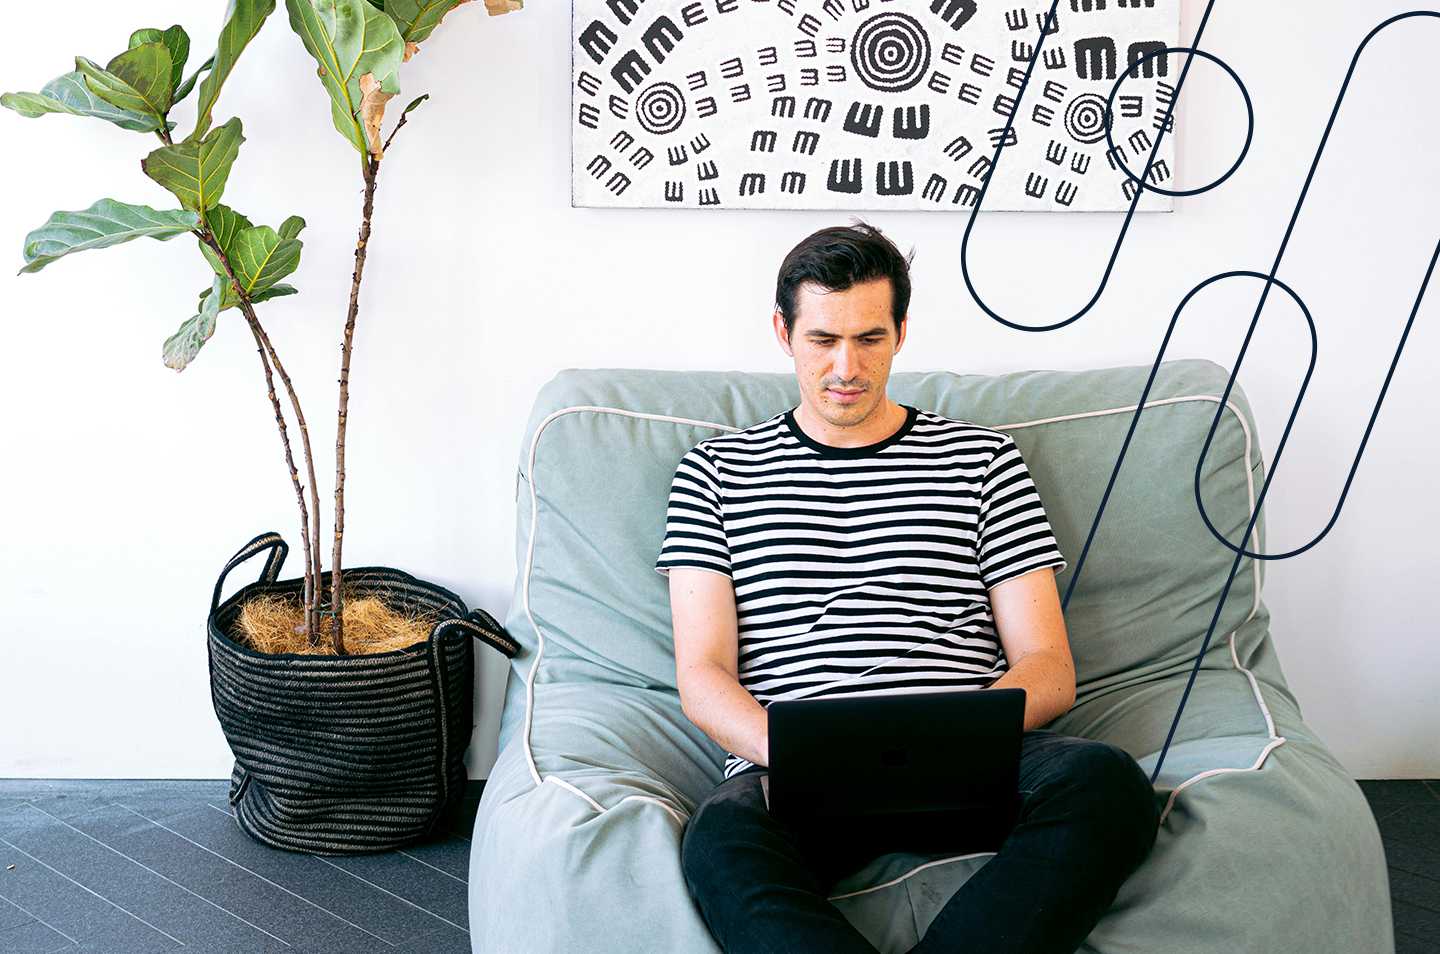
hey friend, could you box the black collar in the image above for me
[782,403,919,459]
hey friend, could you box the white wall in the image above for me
[1,1,1435,780]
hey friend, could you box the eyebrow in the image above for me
[803,326,889,340]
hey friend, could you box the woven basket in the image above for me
[206,531,518,855]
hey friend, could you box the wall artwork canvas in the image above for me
[571,0,1180,211]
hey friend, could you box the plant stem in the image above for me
[381,111,412,154]
[256,305,324,644]
[330,155,383,656]
[156,125,325,637]
[197,228,324,642]
[244,319,316,631]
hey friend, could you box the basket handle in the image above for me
[211,532,289,615]
[435,608,519,659]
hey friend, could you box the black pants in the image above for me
[679,729,1160,954]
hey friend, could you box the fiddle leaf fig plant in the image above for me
[19,200,199,274]
[384,0,476,43]
[141,116,247,211]
[1,72,170,132]
[192,0,275,138]
[4,0,524,653]
[129,26,192,96]
[74,44,176,124]
[286,0,406,161]
[164,275,227,372]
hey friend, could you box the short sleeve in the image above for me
[977,434,1068,591]
[654,445,732,579]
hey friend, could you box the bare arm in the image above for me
[668,567,770,767]
[987,566,1077,730]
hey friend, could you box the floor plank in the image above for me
[378,922,473,954]
[148,801,451,946]
[0,894,37,932]
[1383,803,1440,857]
[205,802,470,934]
[305,845,469,932]
[4,802,290,952]
[394,835,470,883]
[0,916,74,954]
[0,830,187,952]
[1390,867,1440,912]
[1384,836,1440,883]
[1392,899,1440,948]
[1396,929,1434,954]
[1362,780,1440,824]
[0,781,230,824]
[57,801,386,953]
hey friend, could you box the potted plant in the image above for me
[2,0,522,854]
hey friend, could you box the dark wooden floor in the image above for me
[0,779,484,953]
[1,778,1436,953]
[1361,780,1440,954]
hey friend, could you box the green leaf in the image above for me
[193,0,278,139]
[229,225,303,299]
[165,275,226,371]
[380,0,471,42]
[130,25,190,93]
[198,204,254,278]
[18,199,199,275]
[195,207,304,309]
[196,281,230,311]
[278,215,306,240]
[1,71,165,132]
[76,43,174,120]
[399,92,428,118]
[285,0,405,159]
[175,55,216,103]
[142,117,245,212]
[253,283,299,303]
[202,280,298,311]
[207,205,254,250]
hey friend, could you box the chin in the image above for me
[820,391,872,412]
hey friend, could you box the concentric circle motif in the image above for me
[1064,93,1112,145]
[636,82,686,135]
[850,13,931,93]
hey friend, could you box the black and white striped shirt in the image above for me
[655,403,1068,780]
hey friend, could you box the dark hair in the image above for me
[774,218,915,340]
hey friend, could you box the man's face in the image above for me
[773,277,907,429]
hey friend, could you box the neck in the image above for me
[794,396,906,448]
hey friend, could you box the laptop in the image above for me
[763,687,1027,857]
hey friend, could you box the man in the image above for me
[654,221,1159,954]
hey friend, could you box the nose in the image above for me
[832,340,860,381]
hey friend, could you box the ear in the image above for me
[894,316,907,354]
[773,309,793,356]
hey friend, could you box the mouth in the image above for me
[827,387,864,402]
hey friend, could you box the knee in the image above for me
[679,799,725,882]
[680,776,766,888]
[1056,742,1160,863]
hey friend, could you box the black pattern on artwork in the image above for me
[852,13,933,92]
[572,0,1175,207]
[637,82,686,134]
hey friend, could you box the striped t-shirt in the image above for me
[654,403,1069,780]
